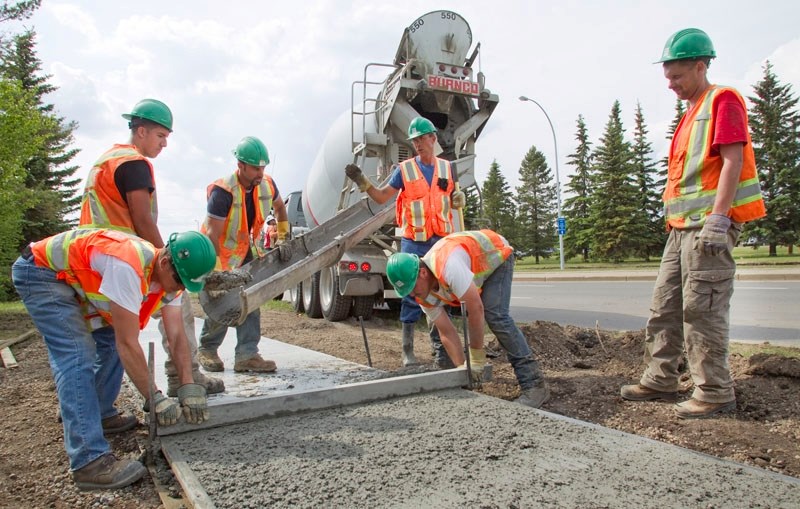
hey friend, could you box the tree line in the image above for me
[465,62,800,263]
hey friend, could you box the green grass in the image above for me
[0,301,26,312]
[730,342,800,359]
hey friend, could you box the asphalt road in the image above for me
[510,280,800,347]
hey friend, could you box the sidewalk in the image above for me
[514,265,800,282]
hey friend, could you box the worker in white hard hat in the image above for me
[262,214,278,250]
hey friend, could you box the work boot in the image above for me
[675,398,736,419]
[197,350,224,372]
[516,382,551,409]
[72,454,146,491]
[401,322,418,366]
[620,384,678,402]
[430,326,454,369]
[167,370,226,397]
[234,354,277,373]
[101,413,139,435]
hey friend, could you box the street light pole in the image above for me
[519,95,565,270]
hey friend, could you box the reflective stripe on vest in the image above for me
[79,144,158,233]
[31,229,163,330]
[203,173,274,270]
[418,230,512,308]
[396,157,454,242]
[664,86,765,229]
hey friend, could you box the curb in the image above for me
[514,271,800,283]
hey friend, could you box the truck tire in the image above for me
[351,295,375,321]
[320,266,352,322]
[289,282,304,313]
[302,272,322,319]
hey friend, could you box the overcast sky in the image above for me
[12,1,800,236]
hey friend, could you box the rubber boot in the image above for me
[430,324,454,369]
[401,322,418,366]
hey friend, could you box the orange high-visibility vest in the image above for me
[30,229,167,331]
[202,172,275,270]
[396,157,455,242]
[79,144,157,233]
[417,230,513,308]
[664,86,766,229]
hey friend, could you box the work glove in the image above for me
[275,220,293,262]
[345,164,373,192]
[460,347,487,383]
[451,190,466,209]
[143,391,180,427]
[696,214,731,256]
[177,383,209,424]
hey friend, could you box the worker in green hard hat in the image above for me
[344,116,466,369]
[78,98,226,401]
[197,135,289,374]
[13,228,217,490]
[621,28,766,419]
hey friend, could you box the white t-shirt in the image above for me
[421,246,473,322]
[92,253,181,316]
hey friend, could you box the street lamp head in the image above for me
[519,96,529,101]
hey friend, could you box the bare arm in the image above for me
[713,143,745,216]
[460,283,485,350]
[127,189,164,248]
[109,302,154,398]
[160,303,193,386]
[272,196,288,223]
[205,216,225,256]
[366,184,399,205]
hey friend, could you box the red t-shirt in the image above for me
[711,89,748,154]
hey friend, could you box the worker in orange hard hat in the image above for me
[345,116,465,369]
[620,29,766,419]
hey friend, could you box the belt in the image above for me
[20,244,34,262]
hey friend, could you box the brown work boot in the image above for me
[167,370,226,397]
[197,350,224,372]
[101,412,139,435]
[675,398,736,419]
[72,454,146,491]
[516,382,551,409]
[620,384,678,401]
[234,354,277,373]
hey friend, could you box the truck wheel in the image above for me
[320,266,352,322]
[289,282,304,313]
[351,295,375,320]
[302,272,322,318]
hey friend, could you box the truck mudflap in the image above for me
[200,196,395,326]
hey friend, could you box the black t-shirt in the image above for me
[114,160,154,203]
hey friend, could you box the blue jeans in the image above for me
[481,254,543,390]
[12,257,122,471]
[198,307,261,361]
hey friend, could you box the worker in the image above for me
[79,98,224,402]
[11,229,216,490]
[620,29,766,418]
[197,136,290,373]
[386,230,550,408]
[345,116,465,368]
[262,214,278,250]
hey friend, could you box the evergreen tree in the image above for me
[0,0,40,23]
[460,184,483,230]
[480,160,516,241]
[659,98,685,187]
[1,30,82,246]
[514,146,557,263]
[744,61,800,255]
[589,101,641,262]
[630,102,665,260]
[562,115,594,262]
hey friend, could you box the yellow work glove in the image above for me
[451,190,466,209]
[143,391,180,427]
[275,220,292,262]
[460,347,487,383]
[345,164,373,192]
[214,256,223,271]
[276,220,290,242]
[177,383,209,424]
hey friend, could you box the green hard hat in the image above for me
[656,28,716,63]
[166,231,216,293]
[122,98,173,131]
[407,117,437,140]
[387,253,420,298]
[233,136,270,167]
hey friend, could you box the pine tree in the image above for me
[562,115,594,262]
[480,160,516,241]
[744,61,800,255]
[1,30,82,247]
[589,101,641,262]
[514,146,557,263]
[659,98,685,187]
[0,0,40,23]
[460,184,483,230]
[630,102,665,260]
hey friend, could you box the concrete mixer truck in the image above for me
[289,9,498,321]
[199,10,498,327]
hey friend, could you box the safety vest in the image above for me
[418,230,513,308]
[79,144,158,233]
[202,172,274,270]
[396,157,455,242]
[30,229,167,331]
[664,86,766,229]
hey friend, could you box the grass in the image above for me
[0,301,26,312]
[730,342,800,359]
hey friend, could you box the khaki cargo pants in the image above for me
[640,223,742,403]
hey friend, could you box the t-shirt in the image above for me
[387,157,437,190]
[114,160,154,203]
[420,247,474,322]
[93,252,180,316]
[710,89,749,154]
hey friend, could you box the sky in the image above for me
[8,0,800,236]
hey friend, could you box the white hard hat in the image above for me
[266,214,276,223]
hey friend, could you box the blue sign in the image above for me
[557,217,566,235]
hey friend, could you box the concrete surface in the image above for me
[162,389,800,509]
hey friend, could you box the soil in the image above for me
[1,301,798,508]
